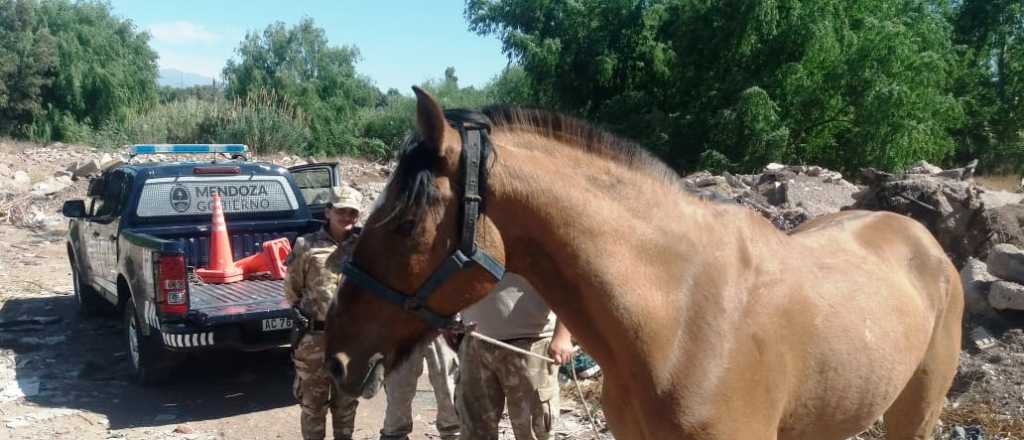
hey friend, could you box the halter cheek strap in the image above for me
[342,117,505,329]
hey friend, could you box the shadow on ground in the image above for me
[0,293,295,429]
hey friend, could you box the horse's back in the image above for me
[768,210,961,439]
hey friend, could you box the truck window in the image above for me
[93,172,129,218]
[293,168,333,205]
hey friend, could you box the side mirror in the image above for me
[62,200,87,218]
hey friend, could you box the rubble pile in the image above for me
[681,163,860,231]
[962,243,1024,317]
[851,160,1024,266]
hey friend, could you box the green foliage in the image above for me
[158,84,225,104]
[0,0,157,140]
[0,0,56,137]
[223,17,381,153]
[91,88,310,153]
[467,0,964,173]
[950,0,1024,173]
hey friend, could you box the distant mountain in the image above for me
[158,68,216,88]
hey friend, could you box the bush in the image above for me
[89,88,311,153]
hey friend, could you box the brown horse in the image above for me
[324,87,963,440]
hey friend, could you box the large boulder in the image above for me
[71,159,101,179]
[988,281,1024,311]
[987,243,1024,284]
[851,172,985,265]
[961,258,1000,317]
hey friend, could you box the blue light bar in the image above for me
[130,144,249,155]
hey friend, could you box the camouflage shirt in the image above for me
[284,228,359,322]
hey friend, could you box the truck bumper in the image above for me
[158,308,294,352]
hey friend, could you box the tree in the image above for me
[950,0,1024,172]
[0,0,56,137]
[467,0,963,173]
[36,0,158,138]
[223,18,381,152]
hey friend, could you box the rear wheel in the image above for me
[124,299,177,385]
[72,263,106,316]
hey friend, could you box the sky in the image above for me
[106,0,511,92]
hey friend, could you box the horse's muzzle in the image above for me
[326,353,384,399]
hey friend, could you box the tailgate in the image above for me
[188,279,290,325]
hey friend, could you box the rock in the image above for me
[805,166,824,177]
[851,174,988,265]
[987,280,1024,310]
[72,159,101,179]
[961,258,999,317]
[12,170,30,185]
[979,189,1024,209]
[761,181,789,206]
[764,163,786,172]
[0,163,11,177]
[823,172,844,184]
[986,243,1024,284]
[907,160,943,175]
[694,175,727,188]
[173,424,194,434]
[722,172,748,190]
[30,177,67,196]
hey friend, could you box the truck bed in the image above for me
[188,278,290,325]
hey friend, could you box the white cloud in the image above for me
[148,21,220,45]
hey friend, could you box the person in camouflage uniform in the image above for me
[379,335,460,440]
[286,185,364,440]
[456,273,575,440]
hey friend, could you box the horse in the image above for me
[324,86,963,440]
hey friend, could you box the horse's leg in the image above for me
[883,276,963,440]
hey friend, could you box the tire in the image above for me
[124,299,177,385]
[72,263,107,316]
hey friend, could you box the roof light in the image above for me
[130,144,249,155]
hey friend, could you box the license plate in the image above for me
[261,317,293,332]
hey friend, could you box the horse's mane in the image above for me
[383,106,681,223]
[481,106,681,185]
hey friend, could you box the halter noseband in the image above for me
[341,115,505,329]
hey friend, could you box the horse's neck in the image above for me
[486,139,732,372]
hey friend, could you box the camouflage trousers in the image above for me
[293,333,360,440]
[456,336,560,440]
[381,334,460,440]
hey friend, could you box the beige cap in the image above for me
[329,185,363,211]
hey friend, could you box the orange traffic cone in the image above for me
[196,193,244,284]
[236,237,292,280]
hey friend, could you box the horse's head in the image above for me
[324,86,505,397]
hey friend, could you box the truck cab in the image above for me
[63,144,341,384]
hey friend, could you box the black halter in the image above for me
[341,114,506,329]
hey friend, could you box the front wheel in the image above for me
[124,299,177,385]
[72,264,106,316]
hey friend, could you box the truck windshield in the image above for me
[136,176,299,217]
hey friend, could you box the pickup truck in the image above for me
[62,144,341,384]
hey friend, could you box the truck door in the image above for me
[289,163,341,222]
[79,178,106,291]
[88,170,129,295]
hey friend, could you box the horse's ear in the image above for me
[412,86,448,158]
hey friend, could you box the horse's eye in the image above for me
[394,220,416,236]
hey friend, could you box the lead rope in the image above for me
[465,331,603,439]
